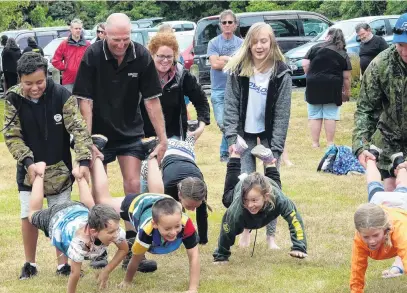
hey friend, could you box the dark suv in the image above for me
[193,10,333,86]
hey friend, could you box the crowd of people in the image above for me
[2,8,407,293]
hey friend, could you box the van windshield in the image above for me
[194,18,220,54]
[316,21,360,42]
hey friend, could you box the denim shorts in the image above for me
[307,103,340,120]
[103,139,145,164]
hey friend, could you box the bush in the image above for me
[349,54,361,100]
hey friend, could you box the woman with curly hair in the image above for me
[140,32,210,141]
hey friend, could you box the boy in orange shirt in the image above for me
[351,147,407,293]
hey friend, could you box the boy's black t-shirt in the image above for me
[73,40,162,145]
[305,43,352,106]
[359,35,389,74]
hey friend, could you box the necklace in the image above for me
[159,70,171,85]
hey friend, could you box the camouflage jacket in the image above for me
[3,78,92,195]
[352,45,407,160]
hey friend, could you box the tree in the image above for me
[317,1,343,20]
[229,1,248,13]
[48,1,76,25]
[0,1,30,31]
[339,1,387,20]
[245,0,283,12]
[386,1,407,15]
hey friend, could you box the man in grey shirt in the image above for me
[207,9,243,162]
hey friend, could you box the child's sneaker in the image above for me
[234,135,248,155]
[122,238,157,273]
[368,145,383,161]
[19,262,38,280]
[141,136,158,158]
[389,152,405,177]
[56,263,71,276]
[90,251,108,269]
[187,120,199,132]
[92,134,108,152]
[251,145,274,164]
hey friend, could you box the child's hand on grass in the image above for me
[289,250,308,259]
[97,269,109,289]
[118,280,132,289]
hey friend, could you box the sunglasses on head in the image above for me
[221,21,234,25]
[97,30,105,34]
[393,27,407,35]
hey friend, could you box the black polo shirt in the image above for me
[73,40,162,146]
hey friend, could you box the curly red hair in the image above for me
[148,32,179,59]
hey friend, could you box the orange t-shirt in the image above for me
[350,206,407,293]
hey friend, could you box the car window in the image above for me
[183,23,195,31]
[388,18,398,32]
[172,24,183,32]
[17,33,35,50]
[239,16,264,38]
[131,32,145,46]
[265,19,299,38]
[302,18,330,37]
[37,35,54,48]
[369,19,386,36]
[195,18,220,46]
[177,34,194,52]
[58,31,70,37]
[43,38,65,57]
[317,21,359,41]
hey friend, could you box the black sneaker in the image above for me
[141,137,158,158]
[122,238,157,273]
[92,134,108,152]
[187,120,199,132]
[389,152,405,177]
[56,263,71,276]
[90,251,108,269]
[19,262,38,280]
[368,145,382,161]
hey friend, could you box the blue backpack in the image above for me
[317,145,365,175]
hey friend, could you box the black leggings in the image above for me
[222,158,281,208]
[4,71,18,90]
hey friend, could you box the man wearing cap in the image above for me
[353,13,407,191]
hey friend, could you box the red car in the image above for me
[178,35,194,70]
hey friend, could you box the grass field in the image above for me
[0,93,405,293]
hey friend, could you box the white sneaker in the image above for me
[251,145,274,164]
[235,135,248,155]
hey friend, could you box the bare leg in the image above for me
[324,119,336,146]
[118,156,141,194]
[395,168,407,187]
[366,159,382,184]
[21,219,38,263]
[146,158,164,194]
[266,235,281,250]
[281,148,293,167]
[309,119,322,147]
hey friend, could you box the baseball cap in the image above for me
[392,13,407,44]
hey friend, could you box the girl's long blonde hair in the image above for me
[224,22,285,77]
[354,203,392,248]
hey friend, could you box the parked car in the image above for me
[43,37,67,82]
[285,15,400,87]
[133,17,164,28]
[193,10,333,85]
[155,21,196,36]
[178,34,194,70]
[0,26,70,51]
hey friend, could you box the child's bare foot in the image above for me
[382,266,403,278]
[312,142,320,148]
[267,235,281,250]
[238,229,251,248]
[283,159,294,167]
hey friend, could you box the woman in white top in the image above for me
[223,22,292,249]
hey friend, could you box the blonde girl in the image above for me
[223,22,292,249]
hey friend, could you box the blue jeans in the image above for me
[210,89,229,157]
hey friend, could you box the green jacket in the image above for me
[352,45,407,168]
[4,79,92,195]
[213,178,307,261]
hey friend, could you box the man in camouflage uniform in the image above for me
[3,52,92,279]
[353,13,407,190]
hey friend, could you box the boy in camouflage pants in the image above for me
[3,52,92,280]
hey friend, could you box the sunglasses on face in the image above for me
[393,27,407,35]
[97,30,105,34]
[221,21,234,25]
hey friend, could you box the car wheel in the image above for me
[293,80,306,87]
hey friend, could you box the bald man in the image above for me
[73,13,166,272]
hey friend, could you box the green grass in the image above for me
[0,99,4,142]
[0,92,406,293]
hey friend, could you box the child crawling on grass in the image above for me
[27,137,129,293]
[213,135,307,263]
[350,146,407,293]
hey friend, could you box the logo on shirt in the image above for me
[128,72,138,78]
[249,82,268,95]
[54,114,62,124]
[223,223,230,233]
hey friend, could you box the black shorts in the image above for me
[119,194,140,222]
[30,201,86,238]
[103,139,145,164]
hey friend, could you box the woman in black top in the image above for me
[2,38,22,90]
[302,28,352,148]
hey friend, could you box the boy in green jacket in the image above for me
[213,136,307,262]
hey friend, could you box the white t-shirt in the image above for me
[244,68,272,134]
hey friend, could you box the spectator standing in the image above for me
[353,13,407,192]
[22,37,44,56]
[74,13,167,270]
[356,23,388,75]
[2,38,22,90]
[95,23,106,41]
[52,18,90,92]
[303,28,352,148]
[207,9,243,162]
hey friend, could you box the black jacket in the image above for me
[141,63,210,139]
[2,47,21,73]
[4,78,92,195]
[22,39,44,56]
